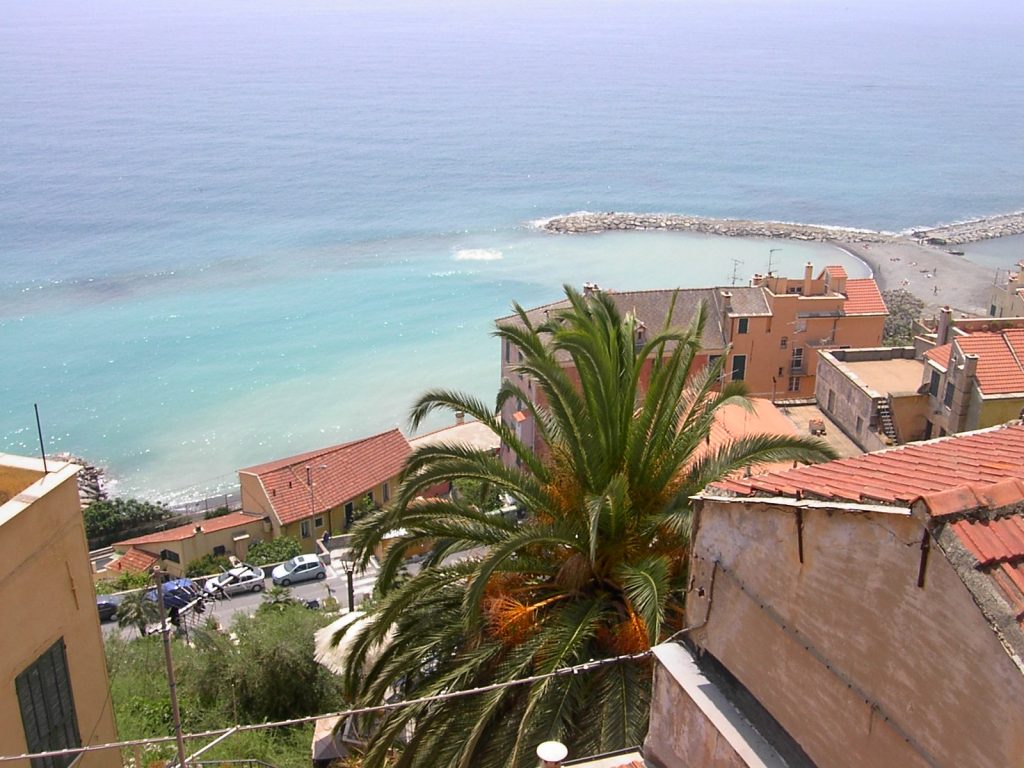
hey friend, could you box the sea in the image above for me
[2,0,1023,501]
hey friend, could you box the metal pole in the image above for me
[33,404,48,474]
[346,566,355,612]
[153,568,189,768]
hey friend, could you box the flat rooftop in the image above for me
[842,358,925,395]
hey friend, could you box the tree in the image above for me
[247,536,303,566]
[83,497,171,547]
[117,590,160,637]
[882,288,925,346]
[335,286,836,768]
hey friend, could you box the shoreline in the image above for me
[538,211,1016,319]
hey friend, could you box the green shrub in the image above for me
[84,497,171,547]
[203,506,232,519]
[95,569,151,594]
[185,554,233,577]
[248,536,303,566]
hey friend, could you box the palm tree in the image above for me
[336,286,835,768]
[116,590,159,638]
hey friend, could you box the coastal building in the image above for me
[641,424,1024,768]
[106,511,269,578]
[0,453,119,768]
[500,265,886,464]
[815,346,929,450]
[988,260,1024,318]
[921,326,1024,437]
[239,428,411,551]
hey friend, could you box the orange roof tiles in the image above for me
[955,329,1024,395]
[713,423,1024,505]
[843,278,888,315]
[241,428,411,525]
[823,265,848,280]
[114,511,264,549]
[107,546,159,573]
[693,399,800,478]
[925,342,951,369]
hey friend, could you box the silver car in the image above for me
[204,564,266,597]
[271,554,326,586]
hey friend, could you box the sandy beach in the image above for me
[835,240,994,318]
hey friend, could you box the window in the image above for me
[788,376,800,392]
[505,340,512,363]
[856,416,864,434]
[160,549,180,564]
[314,516,324,528]
[345,501,355,528]
[731,355,746,381]
[300,520,310,538]
[827,390,835,412]
[17,638,81,768]
[780,336,788,349]
[990,305,997,317]
[382,482,390,502]
[943,382,955,407]
[366,491,374,506]
[737,318,749,334]
[212,545,226,556]
[790,348,804,372]
[928,371,940,397]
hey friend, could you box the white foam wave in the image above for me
[453,248,503,262]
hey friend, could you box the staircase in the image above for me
[876,398,898,443]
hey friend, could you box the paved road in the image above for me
[101,560,380,637]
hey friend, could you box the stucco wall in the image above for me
[684,496,1024,768]
[815,352,876,448]
[0,459,119,768]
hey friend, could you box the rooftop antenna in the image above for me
[730,258,743,286]
[33,403,49,473]
[768,248,781,275]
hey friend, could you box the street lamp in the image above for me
[341,554,356,612]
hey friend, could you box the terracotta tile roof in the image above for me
[924,342,951,370]
[106,546,159,573]
[114,512,265,549]
[842,278,888,315]
[711,423,1024,505]
[916,479,1024,632]
[823,265,848,280]
[693,398,801,479]
[240,429,411,525]
[955,329,1024,395]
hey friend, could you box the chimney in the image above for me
[194,525,202,534]
[937,306,953,345]
[721,291,733,343]
[803,262,813,295]
[582,281,599,297]
[536,741,568,768]
[963,353,979,381]
[455,410,465,426]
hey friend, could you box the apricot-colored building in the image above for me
[642,425,1024,768]
[239,428,410,552]
[108,511,270,578]
[989,260,1024,318]
[0,454,119,768]
[499,266,886,464]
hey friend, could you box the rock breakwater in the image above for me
[539,211,1024,246]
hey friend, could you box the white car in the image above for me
[271,554,326,586]
[204,564,265,597]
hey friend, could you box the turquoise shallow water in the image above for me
[2,0,1023,499]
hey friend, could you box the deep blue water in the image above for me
[2,0,1023,499]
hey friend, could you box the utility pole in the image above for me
[153,567,188,768]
